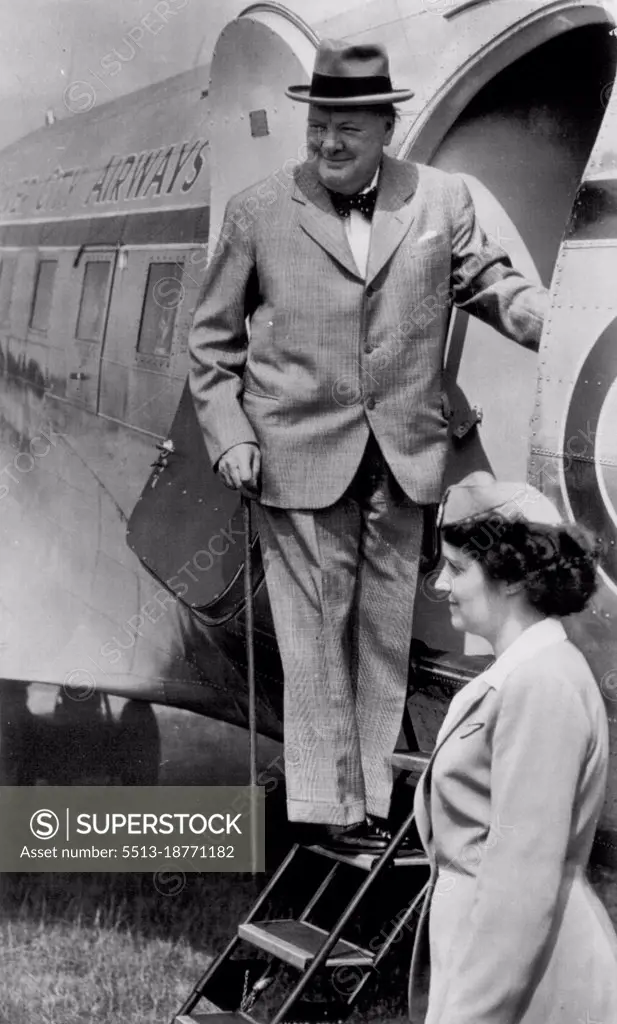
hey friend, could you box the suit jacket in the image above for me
[411,618,617,1024]
[189,155,547,508]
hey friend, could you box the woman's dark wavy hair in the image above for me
[442,514,601,617]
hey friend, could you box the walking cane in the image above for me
[242,494,259,876]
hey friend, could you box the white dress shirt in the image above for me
[344,167,379,279]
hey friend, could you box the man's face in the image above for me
[306,105,394,195]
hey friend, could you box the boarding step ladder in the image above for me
[172,806,431,1024]
[172,642,492,1024]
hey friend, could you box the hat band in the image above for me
[309,73,394,99]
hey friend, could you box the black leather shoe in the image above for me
[292,820,421,855]
[290,823,332,847]
[290,822,367,847]
[367,817,421,854]
[323,820,391,854]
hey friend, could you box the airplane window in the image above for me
[0,255,17,324]
[29,259,58,333]
[75,260,112,342]
[137,261,184,358]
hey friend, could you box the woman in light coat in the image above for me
[410,471,617,1024]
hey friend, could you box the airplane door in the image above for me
[65,249,116,412]
[98,250,189,435]
[428,27,612,484]
[206,5,317,245]
[408,24,615,651]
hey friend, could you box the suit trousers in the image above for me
[256,435,424,824]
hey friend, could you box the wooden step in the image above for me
[176,1013,256,1024]
[238,919,373,970]
[311,843,429,870]
[391,750,430,777]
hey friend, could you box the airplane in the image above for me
[0,0,616,867]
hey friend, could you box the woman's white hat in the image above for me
[439,471,563,528]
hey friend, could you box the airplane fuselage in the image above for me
[1,0,616,865]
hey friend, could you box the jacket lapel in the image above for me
[292,162,362,280]
[366,155,419,286]
[415,676,493,853]
[292,155,419,284]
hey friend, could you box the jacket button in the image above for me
[366,285,375,297]
[364,343,372,354]
[366,396,376,410]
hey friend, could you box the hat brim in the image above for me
[285,85,414,105]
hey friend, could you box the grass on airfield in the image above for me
[0,864,616,1024]
[0,871,264,1024]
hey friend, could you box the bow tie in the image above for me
[329,185,378,221]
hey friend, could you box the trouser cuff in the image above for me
[286,798,366,826]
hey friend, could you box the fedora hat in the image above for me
[438,471,563,529]
[286,39,414,107]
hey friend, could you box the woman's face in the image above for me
[435,541,503,638]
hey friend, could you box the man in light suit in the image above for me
[189,39,547,850]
